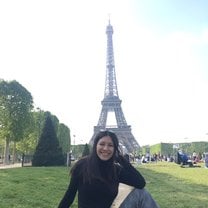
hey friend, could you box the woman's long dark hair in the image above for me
[73,130,122,184]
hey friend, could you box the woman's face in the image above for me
[96,136,114,161]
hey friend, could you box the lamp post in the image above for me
[73,135,76,146]
[73,135,76,159]
[67,150,72,167]
[67,134,76,167]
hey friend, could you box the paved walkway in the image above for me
[0,163,22,169]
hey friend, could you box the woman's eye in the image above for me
[99,143,114,147]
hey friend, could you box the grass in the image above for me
[0,162,207,208]
[138,162,208,208]
[0,166,72,208]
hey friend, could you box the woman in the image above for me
[58,130,159,208]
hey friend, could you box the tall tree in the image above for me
[0,80,33,164]
[16,109,45,155]
[57,123,70,154]
[16,110,71,157]
[41,111,70,154]
[32,116,64,166]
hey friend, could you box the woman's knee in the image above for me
[120,188,160,208]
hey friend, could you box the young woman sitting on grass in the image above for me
[58,130,160,208]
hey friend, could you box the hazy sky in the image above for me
[1,0,208,146]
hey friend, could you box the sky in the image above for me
[1,0,208,146]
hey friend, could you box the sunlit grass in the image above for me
[0,162,207,208]
[138,162,208,208]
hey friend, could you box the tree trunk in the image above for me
[12,142,16,164]
[4,138,10,165]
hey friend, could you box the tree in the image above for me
[40,111,71,154]
[82,143,90,157]
[57,123,70,154]
[32,116,64,166]
[16,110,71,157]
[0,80,33,164]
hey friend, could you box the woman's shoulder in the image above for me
[71,156,89,172]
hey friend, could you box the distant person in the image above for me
[141,155,147,163]
[58,130,159,208]
[192,151,197,161]
[205,153,208,168]
[177,150,193,167]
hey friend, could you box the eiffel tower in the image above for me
[90,20,140,153]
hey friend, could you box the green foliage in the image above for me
[149,143,161,154]
[33,109,45,141]
[82,143,90,157]
[57,123,70,154]
[171,142,208,156]
[142,142,208,157]
[14,110,46,155]
[0,79,71,163]
[16,133,37,154]
[16,110,71,156]
[148,143,174,156]
[0,80,33,164]
[46,111,59,133]
[0,80,33,141]
[71,144,85,159]
[32,116,64,166]
[161,143,174,155]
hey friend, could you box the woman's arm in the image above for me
[58,173,78,208]
[117,155,146,189]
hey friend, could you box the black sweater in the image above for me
[58,158,146,208]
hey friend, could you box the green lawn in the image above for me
[0,162,207,208]
[138,162,208,208]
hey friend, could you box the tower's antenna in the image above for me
[108,13,111,24]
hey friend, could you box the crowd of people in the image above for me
[137,149,207,168]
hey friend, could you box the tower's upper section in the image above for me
[104,21,119,98]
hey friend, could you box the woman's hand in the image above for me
[115,154,131,168]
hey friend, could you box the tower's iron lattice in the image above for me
[90,21,140,153]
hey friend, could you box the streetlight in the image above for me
[72,135,76,159]
[73,135,76,146]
